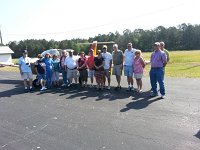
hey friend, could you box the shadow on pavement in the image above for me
[35,84,133,101]
[194,130,200,139]
[0,79,24,98]
[120,91,162,112]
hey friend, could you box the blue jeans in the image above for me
[61,68,68,84]
[46,69,52,87]
[150,68,165,95]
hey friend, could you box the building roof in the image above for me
[0,46,14,54]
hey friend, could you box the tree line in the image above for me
[7,23,200,58]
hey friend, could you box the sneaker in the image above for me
[139,89,143,93]
[24,88,29,93]
[67,83,72,87]
[40,87,44,91]
[61,83,66,87]
[89,84,93,88]
[114,86,121,90]
[161,95,165,99]
[29,88,33,93]
[150,93,158,97]
[107,86,111,90]
[126,86,131,91]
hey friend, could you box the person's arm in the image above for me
[80,59,87,69]
[162,53,167,67]
[18,59,23,75]
[64,58,67,72]
[99,60,105,69]
[93,58,98,69]
[35,61,39,75]
[109,58,112,70]
[140,57,146,68]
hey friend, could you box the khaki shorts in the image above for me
[134,73,143,79]
[104,69,111,78]
[112,65,122,76]
[21,72,33,80]
[67,69,78,79]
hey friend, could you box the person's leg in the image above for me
[23,79,28,89]
[95,76,100,89]
[67,69,72,86]
[157,68,165,96]
[74,70,78,84]
[107,70,111,87]
[104,69,110,89]
[136,79,140,90]
[139,79,143,91]
[116,75,121,87]
[84,70,88,87]
[128,66,134,88]
[150,69,158,95]
[56,72,59,86]
[61,68,67,85]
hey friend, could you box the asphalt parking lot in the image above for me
[0,71,199,150]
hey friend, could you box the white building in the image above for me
[0,46,14,65]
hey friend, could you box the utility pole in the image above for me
[0,25,3,46]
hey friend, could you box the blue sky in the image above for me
[0,0,199,44]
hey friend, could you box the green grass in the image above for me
[142,50,200,78]
[1,50,200,78]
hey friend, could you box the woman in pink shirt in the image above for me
[133,50,145,92]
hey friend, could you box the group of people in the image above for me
[18,41,169,99]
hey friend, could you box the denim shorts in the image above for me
[124,65,133,77]
[38,74,46,80]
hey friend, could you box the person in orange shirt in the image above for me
[87,49,95,87]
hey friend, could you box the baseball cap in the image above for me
[97,50,102,54]
[102,45,107,49]
[154,42,160,46]
[22,50,28,53]
[69,49,74,52]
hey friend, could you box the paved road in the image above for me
[0,71,199,150]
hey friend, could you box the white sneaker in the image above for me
[161,95,165,99]
[61,84,66,87]
[40,87,44,91]
[43,87,47,90]
[107,86,111,90]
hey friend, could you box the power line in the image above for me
[5,0,190,37]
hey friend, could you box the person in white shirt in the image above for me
[124,43,136,91]
[18,50,33,92]
[64,50,78,86]
[102,45,112,90]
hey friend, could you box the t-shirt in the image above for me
[43,58,53,71]
[150,50,167,68]
[133,57,144,74]
[94,57,104,71]
[102,52,112,69]
[35,59,46,74]
[112,50,123,65]
[60,56,66,69]
[78,57,87,70]
[124,48,136,66]
[87,56,94,70]
[18,56,32,73]
[64,56,78,69]
[163,49,169,62]
[52,59,60,72]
